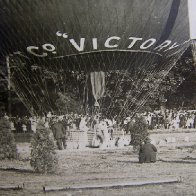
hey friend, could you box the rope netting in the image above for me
[0,0,191,118]
[9,43,190,118]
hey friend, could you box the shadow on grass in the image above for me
[159,159,196,164]
[182,156,196,160]
[117,160,139,163]
[0,167,34,173]
[176,145,196,150]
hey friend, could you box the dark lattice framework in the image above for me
[0,0,191,117]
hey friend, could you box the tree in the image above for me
[146,55,195,110]
[55,92,84,114]
[101,51,195,117]
[30,121,58,173]
[0,118,18,160]
[127,116,149,150]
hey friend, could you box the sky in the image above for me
[188,0,196,39]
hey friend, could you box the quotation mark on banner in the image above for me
[56,31,68,38]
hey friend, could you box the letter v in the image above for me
[69,38,85,51]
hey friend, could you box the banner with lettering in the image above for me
[0,0,190,72]
[0,0,191,115]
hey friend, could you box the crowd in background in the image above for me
[3,109,196,134]
[141,109,196,129]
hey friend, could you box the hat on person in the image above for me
[144,137,151,143]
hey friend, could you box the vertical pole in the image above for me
[6,55,11,117]
[188,0,196,40]
[192,40,196,67]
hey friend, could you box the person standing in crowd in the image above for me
[10,118,16,132]
[139,138,157,163]
[164,115,170,129]
[29,116,37,133]
[16,117,23,132]
[79,116,89,148]
[51,118,67,150]
[98,118,110,148]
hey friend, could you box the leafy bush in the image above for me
[127,116,149,150]
[0,118,18,160]
[30,121,58,173]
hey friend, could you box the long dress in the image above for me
[79,117,89,148]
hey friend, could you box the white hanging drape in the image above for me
[90,71,105,106]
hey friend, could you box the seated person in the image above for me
[139,138,157,163]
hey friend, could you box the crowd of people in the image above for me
[0,110,160,163]
[4,109,196,135]
[2,109,195,163]
[1,109,196,150]
[3,112,116,150]
[141,109,196,129]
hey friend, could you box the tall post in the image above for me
[6,55,11,117]
[188,0,196,40]
[192,40,196,67]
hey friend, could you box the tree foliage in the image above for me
[0,118,18,160]
[127,116,149,149]
[101,55,195,117]
[55,92,84,114]
[30,121,58,173]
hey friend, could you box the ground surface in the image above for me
[0,130,196,196]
